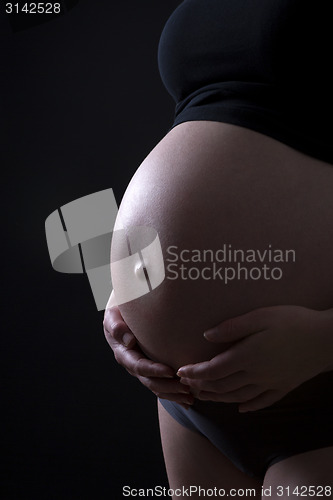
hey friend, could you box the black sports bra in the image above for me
[158,0,333,164]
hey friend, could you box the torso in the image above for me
[112,121,333,370]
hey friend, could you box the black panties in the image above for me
[159,372,333,479]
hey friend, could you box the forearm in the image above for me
[318,308,333,372]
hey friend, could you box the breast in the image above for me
[111,121,333,370]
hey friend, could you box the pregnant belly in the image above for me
[111,121,333,370]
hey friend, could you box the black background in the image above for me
[1,1,181,498]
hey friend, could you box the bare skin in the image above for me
[158,401,333,500]
[104,305,333,410]
[176,305,333,410]
[111,121,333,369]
[105,304,333,497]
[157,400,263,499]
[105,121,333,494]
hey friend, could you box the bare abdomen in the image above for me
[112,121,333,370]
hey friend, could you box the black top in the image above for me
[158,0,333,164]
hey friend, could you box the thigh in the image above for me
[158,400,262,499]
[263,447,333,500]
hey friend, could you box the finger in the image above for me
[179,370,248,393]
[104,326,136,350]
[203,307,272,343]
[136,376,192,395]
[177,350,239,380]
[103,307,136,347]
[155,392,195,406]
[238,389,282,412]
[197,384,262,403]
[157,393,195,410]
[114,345,175,378]
[179,403,193,411]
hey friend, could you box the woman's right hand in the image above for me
[103,305,195,409]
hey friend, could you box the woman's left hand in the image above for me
[176,305,333,412]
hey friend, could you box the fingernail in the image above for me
[122,333,133,347]
[182,397,194,408]
[176,369,184,377]
[203,328,219,340]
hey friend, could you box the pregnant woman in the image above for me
[104,0,333,496]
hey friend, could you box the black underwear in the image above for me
[159,371,333,479]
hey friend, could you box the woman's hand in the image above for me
[176,305,333,412]
[103,305,195,409]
